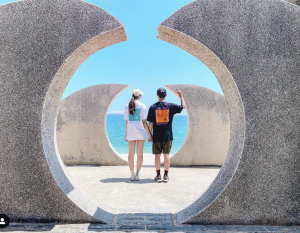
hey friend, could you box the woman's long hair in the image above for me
[129,94,139,115]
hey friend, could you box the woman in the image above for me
[124,89,152,181]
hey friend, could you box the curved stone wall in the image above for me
[0,0,127,223]
[56,84,128,165]
[158,0,300,225]
[165,84,230,166]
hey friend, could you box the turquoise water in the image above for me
[106,114,187,154]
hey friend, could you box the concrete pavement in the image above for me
[65,162,220,213]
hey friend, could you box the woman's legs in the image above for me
[128,140,136,179]
[136,140,145,170]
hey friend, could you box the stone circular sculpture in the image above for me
[158,0,300,225]
[56,84,128,165]
[165,84,230,166]
[1,0,300,226]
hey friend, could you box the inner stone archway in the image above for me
[56,84,128,165]
[56,83,230,167]
[55,82,229,214]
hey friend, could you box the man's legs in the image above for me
[162,141,172,182]
[163,153,170,182]
[154,154,162,182]
[153,142,162,182]
[153,141,171,182]
[163,154,170,171]
[155,154,161,171]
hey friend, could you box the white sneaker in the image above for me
[135,175,139,181]
[130,175,135,181]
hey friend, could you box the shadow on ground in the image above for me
[100,178,154,183]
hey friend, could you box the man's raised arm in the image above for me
[176,89,186,109]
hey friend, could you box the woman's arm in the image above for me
[125,120,128,141]
[142,120,152,142]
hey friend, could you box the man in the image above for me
[147,87,186,182]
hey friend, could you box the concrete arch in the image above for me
[42,22,127,224]
[0,0,127,223]
[158,25,245,224]
[165,84,230,166]
[56,84,128,165]
[158,0,300,225]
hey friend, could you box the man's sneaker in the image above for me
[130,175,135,181]
[163,175,169,183]
[154,175,162,183]
[135,175,139,181]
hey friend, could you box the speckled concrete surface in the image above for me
[65,165,220,213]
[158,0,300,225]
[56,84,128,165]
[0,0,126,223]
[165,85,230,166]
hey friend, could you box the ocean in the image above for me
[106,114,187,154]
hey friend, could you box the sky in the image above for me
[0,0,223,116]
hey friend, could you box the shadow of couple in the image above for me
[100,178,155,184]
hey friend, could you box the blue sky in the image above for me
[0,0,223,115]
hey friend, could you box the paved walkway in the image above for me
[5,157,297,232]
[65,163,220,213]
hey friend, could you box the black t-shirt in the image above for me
[147,102,183,142]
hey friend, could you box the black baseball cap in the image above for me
[157,87,167,97]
